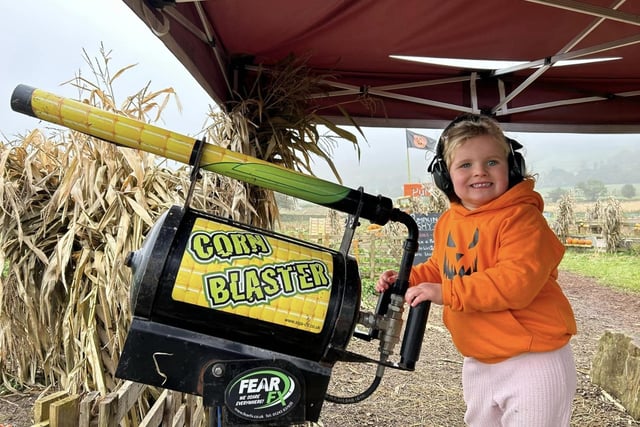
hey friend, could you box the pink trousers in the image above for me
[462,343,576,427]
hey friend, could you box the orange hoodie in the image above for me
[410,179,576,363]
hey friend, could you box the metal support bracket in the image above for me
[339,186,365,255]
[184,137,206,209]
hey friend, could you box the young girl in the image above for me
[376,114,577,426]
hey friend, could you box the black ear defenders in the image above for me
[427,114,526,199]
[505,136,526,186]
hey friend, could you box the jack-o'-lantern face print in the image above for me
[443,228,479,280]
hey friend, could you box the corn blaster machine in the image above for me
[11,85,431,426]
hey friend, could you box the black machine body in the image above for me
[118,205,362,424]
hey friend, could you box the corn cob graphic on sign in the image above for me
[172,217,333,333]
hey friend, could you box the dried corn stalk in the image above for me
[601,197,623,253]
[0,128,233,393]
[206,54,364,229]
[553,192,575,243]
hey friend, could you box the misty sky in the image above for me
[0,0,212,137]
[2,1,638,198]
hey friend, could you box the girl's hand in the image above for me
[375,270,398,292]
[405,282,443,306]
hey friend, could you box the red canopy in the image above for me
[123,0,640,133]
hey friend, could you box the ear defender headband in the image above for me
[427,114,526,200]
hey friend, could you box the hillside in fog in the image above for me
[312,128,640,198]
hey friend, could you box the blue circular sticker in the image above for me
[225,367,301,421]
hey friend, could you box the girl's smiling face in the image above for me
[449,135,510,210]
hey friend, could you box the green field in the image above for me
[560,249,640,293]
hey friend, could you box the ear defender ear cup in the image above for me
[428,156,454,197]
[506,137,526,186]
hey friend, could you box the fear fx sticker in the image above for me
[225,367,301,421]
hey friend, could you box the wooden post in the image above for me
[50,395,81,427]
[79,391,100,426]
[98,393,118,427]
[33,390,69,423]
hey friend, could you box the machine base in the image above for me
[116,317,333,424]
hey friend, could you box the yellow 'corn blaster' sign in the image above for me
[177,216,333,333]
